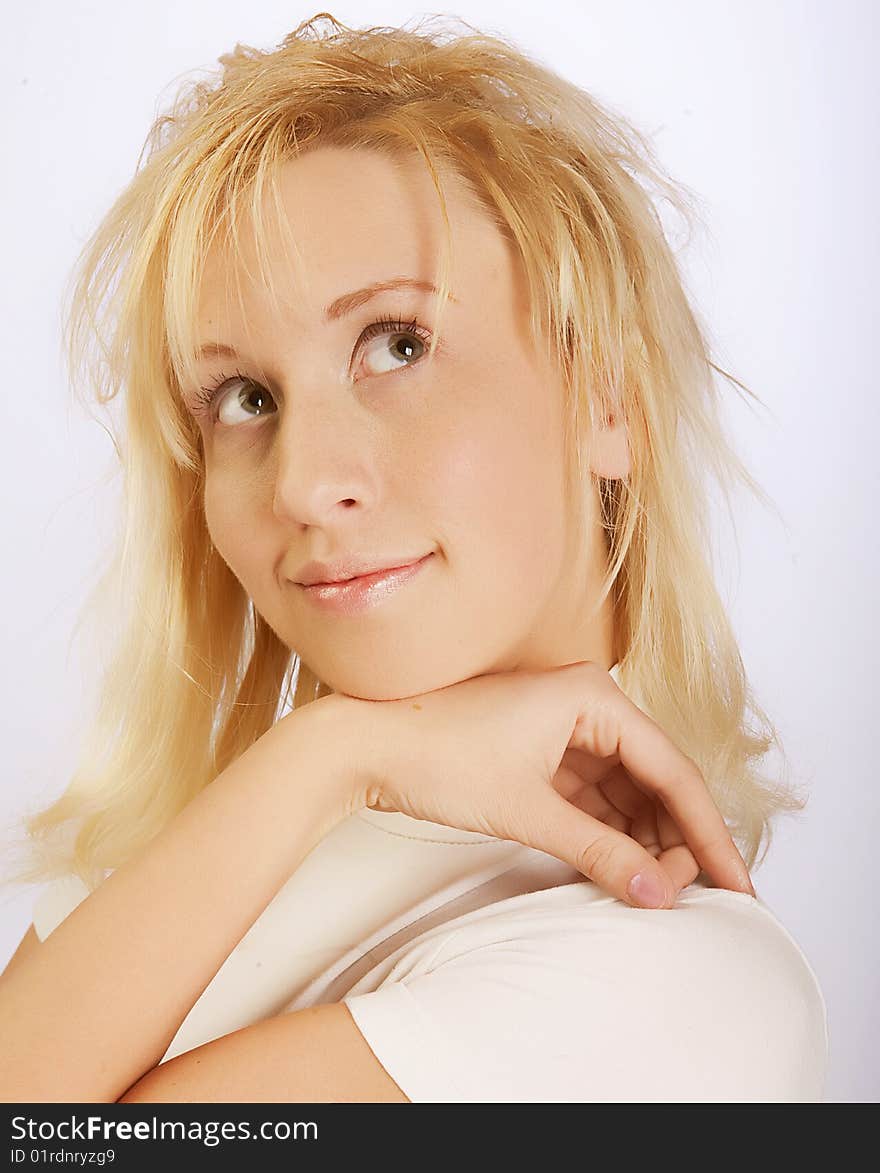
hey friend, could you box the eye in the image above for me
[190,370,277,427]
[190,314,434,428]
[356,314,431,378]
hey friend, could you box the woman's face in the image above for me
[189,145,620,700]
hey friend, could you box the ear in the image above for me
[588,411,630,479]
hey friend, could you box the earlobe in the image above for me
[588,412,631,480]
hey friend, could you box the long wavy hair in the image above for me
[4,11,806,894]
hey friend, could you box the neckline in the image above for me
[354,660,621,844]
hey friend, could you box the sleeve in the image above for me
[342,894,829,1103]
[32,875,92,942]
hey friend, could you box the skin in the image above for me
[188,145,631,702]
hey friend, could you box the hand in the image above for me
[320,660,755,910]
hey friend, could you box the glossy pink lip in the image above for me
[298,553,434,615]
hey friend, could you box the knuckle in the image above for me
[576,835,620,880]
[571,696,620,759]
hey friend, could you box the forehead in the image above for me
[195,146,513,329]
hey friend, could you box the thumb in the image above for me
[531,788,675,909]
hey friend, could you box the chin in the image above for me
[317,659,468,703]
[325,675,440,703]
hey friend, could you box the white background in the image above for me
[0,2,875,1102]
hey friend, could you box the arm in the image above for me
[117,1003,409,1103]
[0,697,362,1103]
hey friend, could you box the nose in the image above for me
[269,392,378,527]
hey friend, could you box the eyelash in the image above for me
[190,313,434,422]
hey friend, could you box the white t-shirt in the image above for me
[31,665,829,1103]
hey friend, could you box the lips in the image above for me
[316,558,420,586]
[297,552,434,615]
[297,553,430,587]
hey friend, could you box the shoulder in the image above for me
[342,878,828,1102]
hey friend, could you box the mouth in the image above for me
[297,552,435,615]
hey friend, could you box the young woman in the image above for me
[0,13,827,1102]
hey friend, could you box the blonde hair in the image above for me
[4,11,806,894]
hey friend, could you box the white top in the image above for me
[31,664,829,1102]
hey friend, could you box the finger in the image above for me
[656,803,702,892]
[607,773,701,895]
[551,766,632,833]
[630,802,660,856]
[656,843,701,893]
[656,800,682,852]
[550,761,594,803]
[559,744,621,788]
[599,763,655,820]
[529,787,680,909]
[574,792,631,835]
[565,664,755,896]
[630,803,700,897]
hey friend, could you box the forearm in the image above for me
[0,698,355,1103]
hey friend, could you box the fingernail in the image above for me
[627,870,669,909]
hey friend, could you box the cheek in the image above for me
[423,388,568,576]
[203,473,233,548]
[203,471,265,583]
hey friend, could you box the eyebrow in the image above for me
[195,277,454,362]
